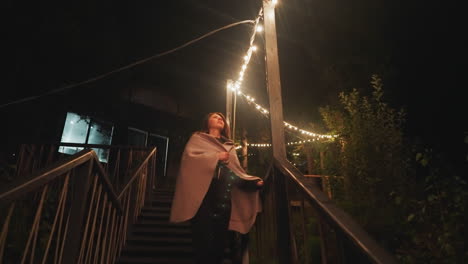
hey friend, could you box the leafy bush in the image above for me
[319,75,468,263]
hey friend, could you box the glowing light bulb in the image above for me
[251,46,258,51]
[256,25,263,32]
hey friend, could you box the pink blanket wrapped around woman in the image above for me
[169,132,262,234]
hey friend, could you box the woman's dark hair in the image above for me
[201,112,231,139]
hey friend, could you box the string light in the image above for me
[235,90,336,140]
[228,8,263,96]
[244,139,322,148]
[227,6,337,142]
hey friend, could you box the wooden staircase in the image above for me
[116,189,195,264]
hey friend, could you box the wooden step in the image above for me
[141,207,171,213]
[120,245,193,257]
[135,220,190,228]
[116,256,194,264]
[126,235,192,246]
[132,226,192,236]
[151,197,172,206]
[139,212,170,219]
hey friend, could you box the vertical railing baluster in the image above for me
[77,175,100,263]
[20,185,48,264]
[288,178,299,264]
[116,195,126,256]
[274,167,294,264]
[117,213,124,257]
[89,194,107,264]
[62,159,94,264]
[114,204,125,257]
[300,197,308,264]
[57,212,70,264]
[41,174,70,264]
[99,203,112,264]
[122,188,132,249]
[0,202,15,264]
[15,144,25,178]
[320,216,329,264]
[54,175,70,264]
[36,145,44,171]
[126,182,137,236]
[106,208,117,264]
[46,145,55,167]
[86,185,104,264]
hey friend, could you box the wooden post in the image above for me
[232,89,237,141]
[241,128,248,170]
[263,0,287,162]
[264,1,294,263]
[304,144,314,175]
[273,164,295,264]
[226,79,233,129]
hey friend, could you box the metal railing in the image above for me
[0,146,157,264]
[14,143,156,192]
[250,158,398,264]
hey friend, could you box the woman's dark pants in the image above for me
[190,173,232,264]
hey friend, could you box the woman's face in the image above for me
[207,114,225,131]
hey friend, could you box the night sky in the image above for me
[5,0,466,164]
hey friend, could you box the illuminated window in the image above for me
[59,112,114,162]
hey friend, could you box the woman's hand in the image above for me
[256,180,264,187]
[218,152,230,163]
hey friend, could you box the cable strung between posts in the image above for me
[0,20,255,109]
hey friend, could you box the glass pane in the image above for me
[60,112,89,143]
[59,113,90,156]
[128,128,147,146]
[58,146,84,155]
[88,120,114,163]
[88,121,113,145]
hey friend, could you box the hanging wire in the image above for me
[1,20,255,109]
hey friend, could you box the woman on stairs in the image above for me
[170,112,263,264]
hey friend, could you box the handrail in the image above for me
[275,158,397,264]
[0,145,157,264]
[91,152,123,213]
[58,142,157,150]
[117,147,156,200]
[0,149,122,212]
[0,149,93,202]
[14,143,157,192]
